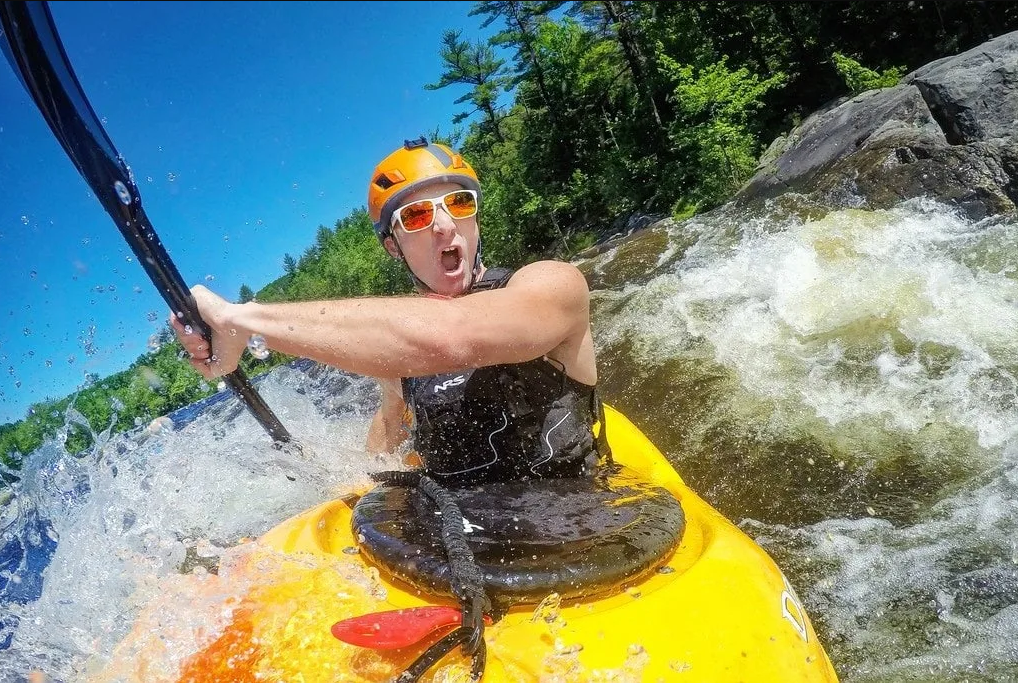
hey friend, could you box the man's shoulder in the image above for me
[504,260,590,296]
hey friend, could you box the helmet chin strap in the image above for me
[390,232,484,295]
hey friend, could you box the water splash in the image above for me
[580,196,1018,681]
[0,362,391,682]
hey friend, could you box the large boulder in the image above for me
[735,31,1018,219]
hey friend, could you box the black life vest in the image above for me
[400,267,607,486]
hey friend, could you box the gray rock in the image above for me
[736,31,1018,219]
[907,30,1018,143]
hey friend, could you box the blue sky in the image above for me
[0,1,502,423]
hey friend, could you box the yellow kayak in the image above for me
[100,404,839,682]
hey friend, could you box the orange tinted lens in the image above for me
[399,201,435,231]
[443,191,477,218]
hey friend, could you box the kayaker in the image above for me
[170,136,610,486]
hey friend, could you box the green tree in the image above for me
[238,284,255,303]
[283,253,297,275]
[426,29,509,143]
[660,54,786,211]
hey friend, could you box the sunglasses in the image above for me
[391,189,478,233]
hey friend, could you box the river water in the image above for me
[1,195,1016,682]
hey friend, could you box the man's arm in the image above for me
[171,260,590,381]
[365,377,410,453]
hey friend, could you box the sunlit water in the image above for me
[2,196,1016,681]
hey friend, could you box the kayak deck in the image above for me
[248,404,840,681]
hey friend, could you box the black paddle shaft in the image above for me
[1,1,293,444]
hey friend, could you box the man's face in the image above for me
[384,182,480,297]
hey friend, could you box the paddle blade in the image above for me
[331,606,463,650]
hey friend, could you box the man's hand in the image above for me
[168,285,250,379]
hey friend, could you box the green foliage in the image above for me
[832,52,905,94]
[426,29,508,141]
[0,332,218,461]
[255,209,410,304]
[282,253,297,275]
[659,54,787,211]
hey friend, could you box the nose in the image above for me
[432,203,457,233]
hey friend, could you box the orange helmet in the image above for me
[367,136,481,242]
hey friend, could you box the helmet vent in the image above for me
[374,173,395,190]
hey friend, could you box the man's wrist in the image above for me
[224,300,258,340]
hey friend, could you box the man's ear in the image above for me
[383,235,402,260]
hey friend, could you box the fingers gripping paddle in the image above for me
[0,1,293,445]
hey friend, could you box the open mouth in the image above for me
[440,247,462,274]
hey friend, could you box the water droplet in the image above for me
[67,355,75,365]
[553,641,582,655]
[125,255,133,263]
[22,328,30,336]
[247,334,270,360]
[342,546,360,555]
[147,335,162,352]
[20,215,29,225]
[114,180,131,205]
[205,274,214,282]
[292,183,299,190]
[45,360,53,368]
[531,592,562,626]
[29,270,37,279]
[146,176,153,183]
[14,380,20,389]
[82,237,90,246]
[866,506,876,516]
[183,325,193,335]
[167,172,177,182]
[146,311,158,322]
[657,565,675,574]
